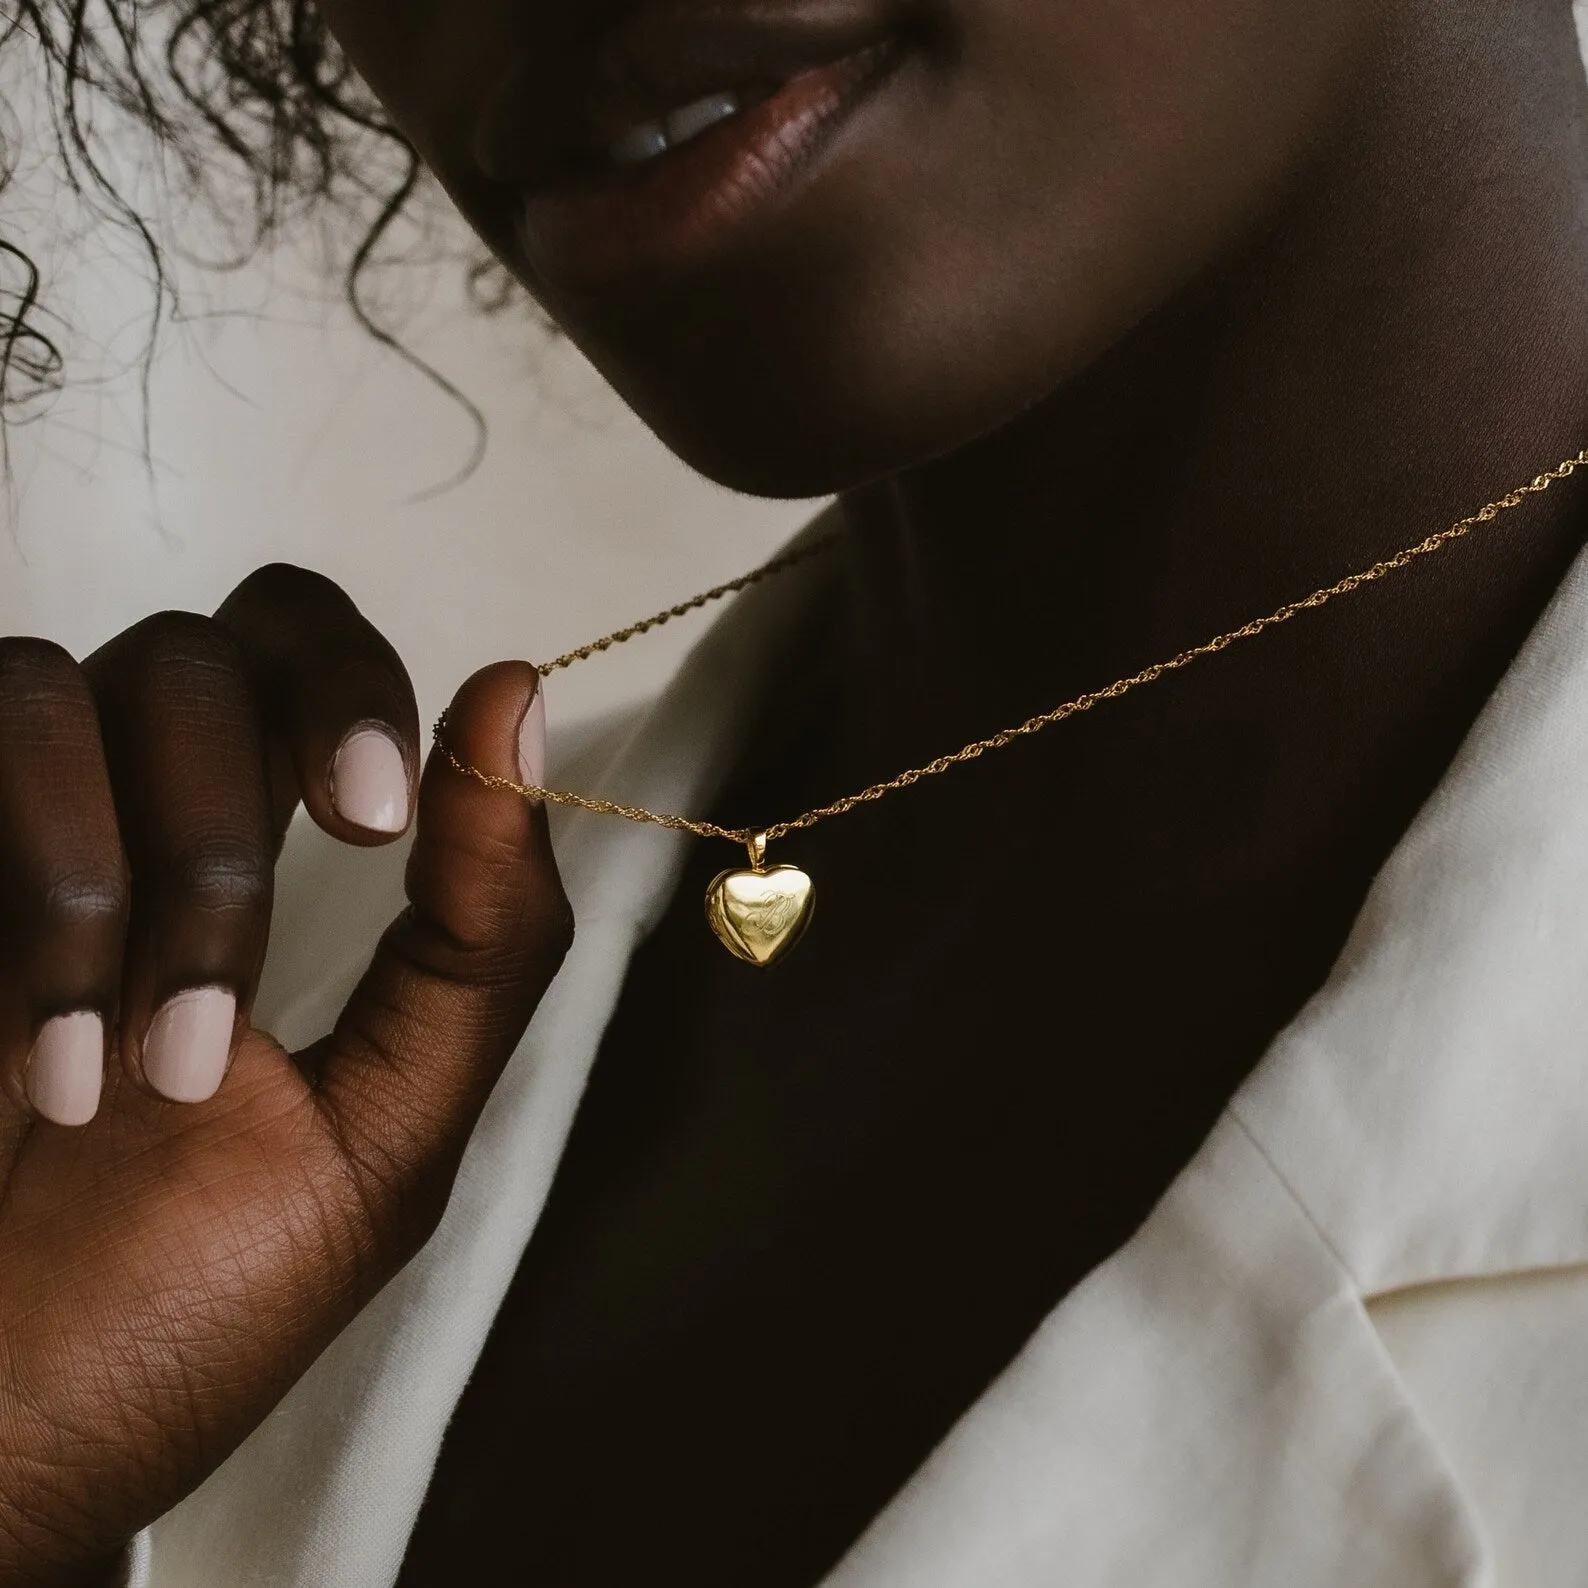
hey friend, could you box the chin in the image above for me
[548,264,1160,502]
[587,346,1012,502]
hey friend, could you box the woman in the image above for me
[3,0,1588,1582]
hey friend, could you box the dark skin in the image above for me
[398,0,1588,1581]
[1,0,1587,1584]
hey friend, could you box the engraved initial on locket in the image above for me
[704,834,815,967]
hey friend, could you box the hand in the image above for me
[0,566,571,1584]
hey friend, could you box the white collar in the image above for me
[1234,571,1588,1295]
[145,536,1588,1587]
[825,546,1588,1586]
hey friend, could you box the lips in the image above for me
[481,1,914,291]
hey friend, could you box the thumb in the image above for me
[306,661,571,1232]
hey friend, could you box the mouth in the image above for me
[504,7,913,292]
[603,84,783,172]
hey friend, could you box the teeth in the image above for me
[610,120,671,167]
[666,90,742,146]
[608,89,745,169]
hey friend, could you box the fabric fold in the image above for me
[819,1116,1489,1588]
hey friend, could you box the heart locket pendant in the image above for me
[705,834,815,967]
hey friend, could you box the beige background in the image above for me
[0,195,818,733]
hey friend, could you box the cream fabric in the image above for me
[127,532,1588,1586]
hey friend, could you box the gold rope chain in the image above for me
[434,446,1588,850]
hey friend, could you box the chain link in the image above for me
[435,447,1588,851]
[535,533,845,675]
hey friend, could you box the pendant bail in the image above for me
[747,832,769,872]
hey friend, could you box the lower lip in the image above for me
[519,44,901,292]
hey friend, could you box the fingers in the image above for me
[310,663,570,1242]
[83,615,273,1105]
[0,641,126,1127]
[216,565,420,848]
[0,570,427,1130]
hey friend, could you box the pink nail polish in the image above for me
[25,1012,104,1128]
[518,680,547,790]
[143,988,237,1104]
[332,727,411,834]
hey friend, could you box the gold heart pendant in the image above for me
[705,836,815,967]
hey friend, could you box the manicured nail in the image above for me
[332,727,411,834]
[26,1012,104,1128]
[518,679,547,791]
[143,988,237,1105]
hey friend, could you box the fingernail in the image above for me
[143,988,237,1105]
[518,679,547,790]
[26,1012,104,1127]
[332,727,412,834]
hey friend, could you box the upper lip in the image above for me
[476,0,912,187]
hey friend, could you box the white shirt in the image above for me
[129,534,1588,1586]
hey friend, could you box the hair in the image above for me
[0,1,469,427]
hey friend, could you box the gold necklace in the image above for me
[436,446,1588,966]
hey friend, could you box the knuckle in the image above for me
[120,610,241,674]
[0,637,81,698]
[221,565,368,647]
[91,613,255,723]
[170,840,272,918]
[413,871,573,984]
[229,562,351,611]
[19,862,130,942]
[220,565,409,701]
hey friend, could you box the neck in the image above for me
[837,0,1588,764]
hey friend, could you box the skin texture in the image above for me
[3,0,1588,1583]
[0,590,572,1585]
